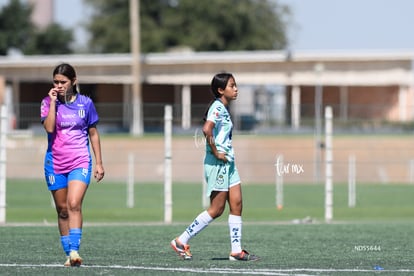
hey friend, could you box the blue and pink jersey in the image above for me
[40,94,99,174]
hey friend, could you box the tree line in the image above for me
[0,0,292,55]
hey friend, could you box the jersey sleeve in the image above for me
[86,98,99,127]
[206,101,223,124]
[40,97,50,123]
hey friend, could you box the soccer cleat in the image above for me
[69,250,83,267]
[229,249,260,261]
[170,238,192,260]
[64,256,71,267]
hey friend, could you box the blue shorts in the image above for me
[45,167,92,191]
[204,152,241,197]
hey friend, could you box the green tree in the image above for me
[0,0,33,55]
[0,0,74,55]
[85,0,291,53]
[25,23,74,55]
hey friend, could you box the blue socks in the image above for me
[60,235,70,256]
[60,229,82,255]
[69,228,82,252]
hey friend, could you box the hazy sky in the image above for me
[278,0,414,51]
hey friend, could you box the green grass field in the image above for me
[5,179,414,223]
[1,180,414,275]
[1,223,414,275]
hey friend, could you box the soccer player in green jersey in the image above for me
[171,72,259,261]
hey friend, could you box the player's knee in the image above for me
[68,204,81,213]
[209,206,225,219]
[67,198,82,212]
[55,204,68,217]
[58,210,69,219]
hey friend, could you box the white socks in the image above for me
[178,211,243,254]
[229,214,242,253]
[179,210,213,245]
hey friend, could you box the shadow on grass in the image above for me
[211,257,230,261]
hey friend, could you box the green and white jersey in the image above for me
[205,99,234,162]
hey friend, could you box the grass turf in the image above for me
[5,179,414,223]
[2,180,414,275]
[1,223,414,275]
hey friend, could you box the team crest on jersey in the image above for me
[78,109,85,118]
[216,164,227,186]
[216,174,224,186]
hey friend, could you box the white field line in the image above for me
[1,264,414,275]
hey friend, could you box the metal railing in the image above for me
[11,102,414,134]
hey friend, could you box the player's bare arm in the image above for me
[88,127,105,182]
[202,120,227,162]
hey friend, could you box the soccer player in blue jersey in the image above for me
[171,72,259,261]
[41,63,105,267]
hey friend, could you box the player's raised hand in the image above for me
[48,88,58,102]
